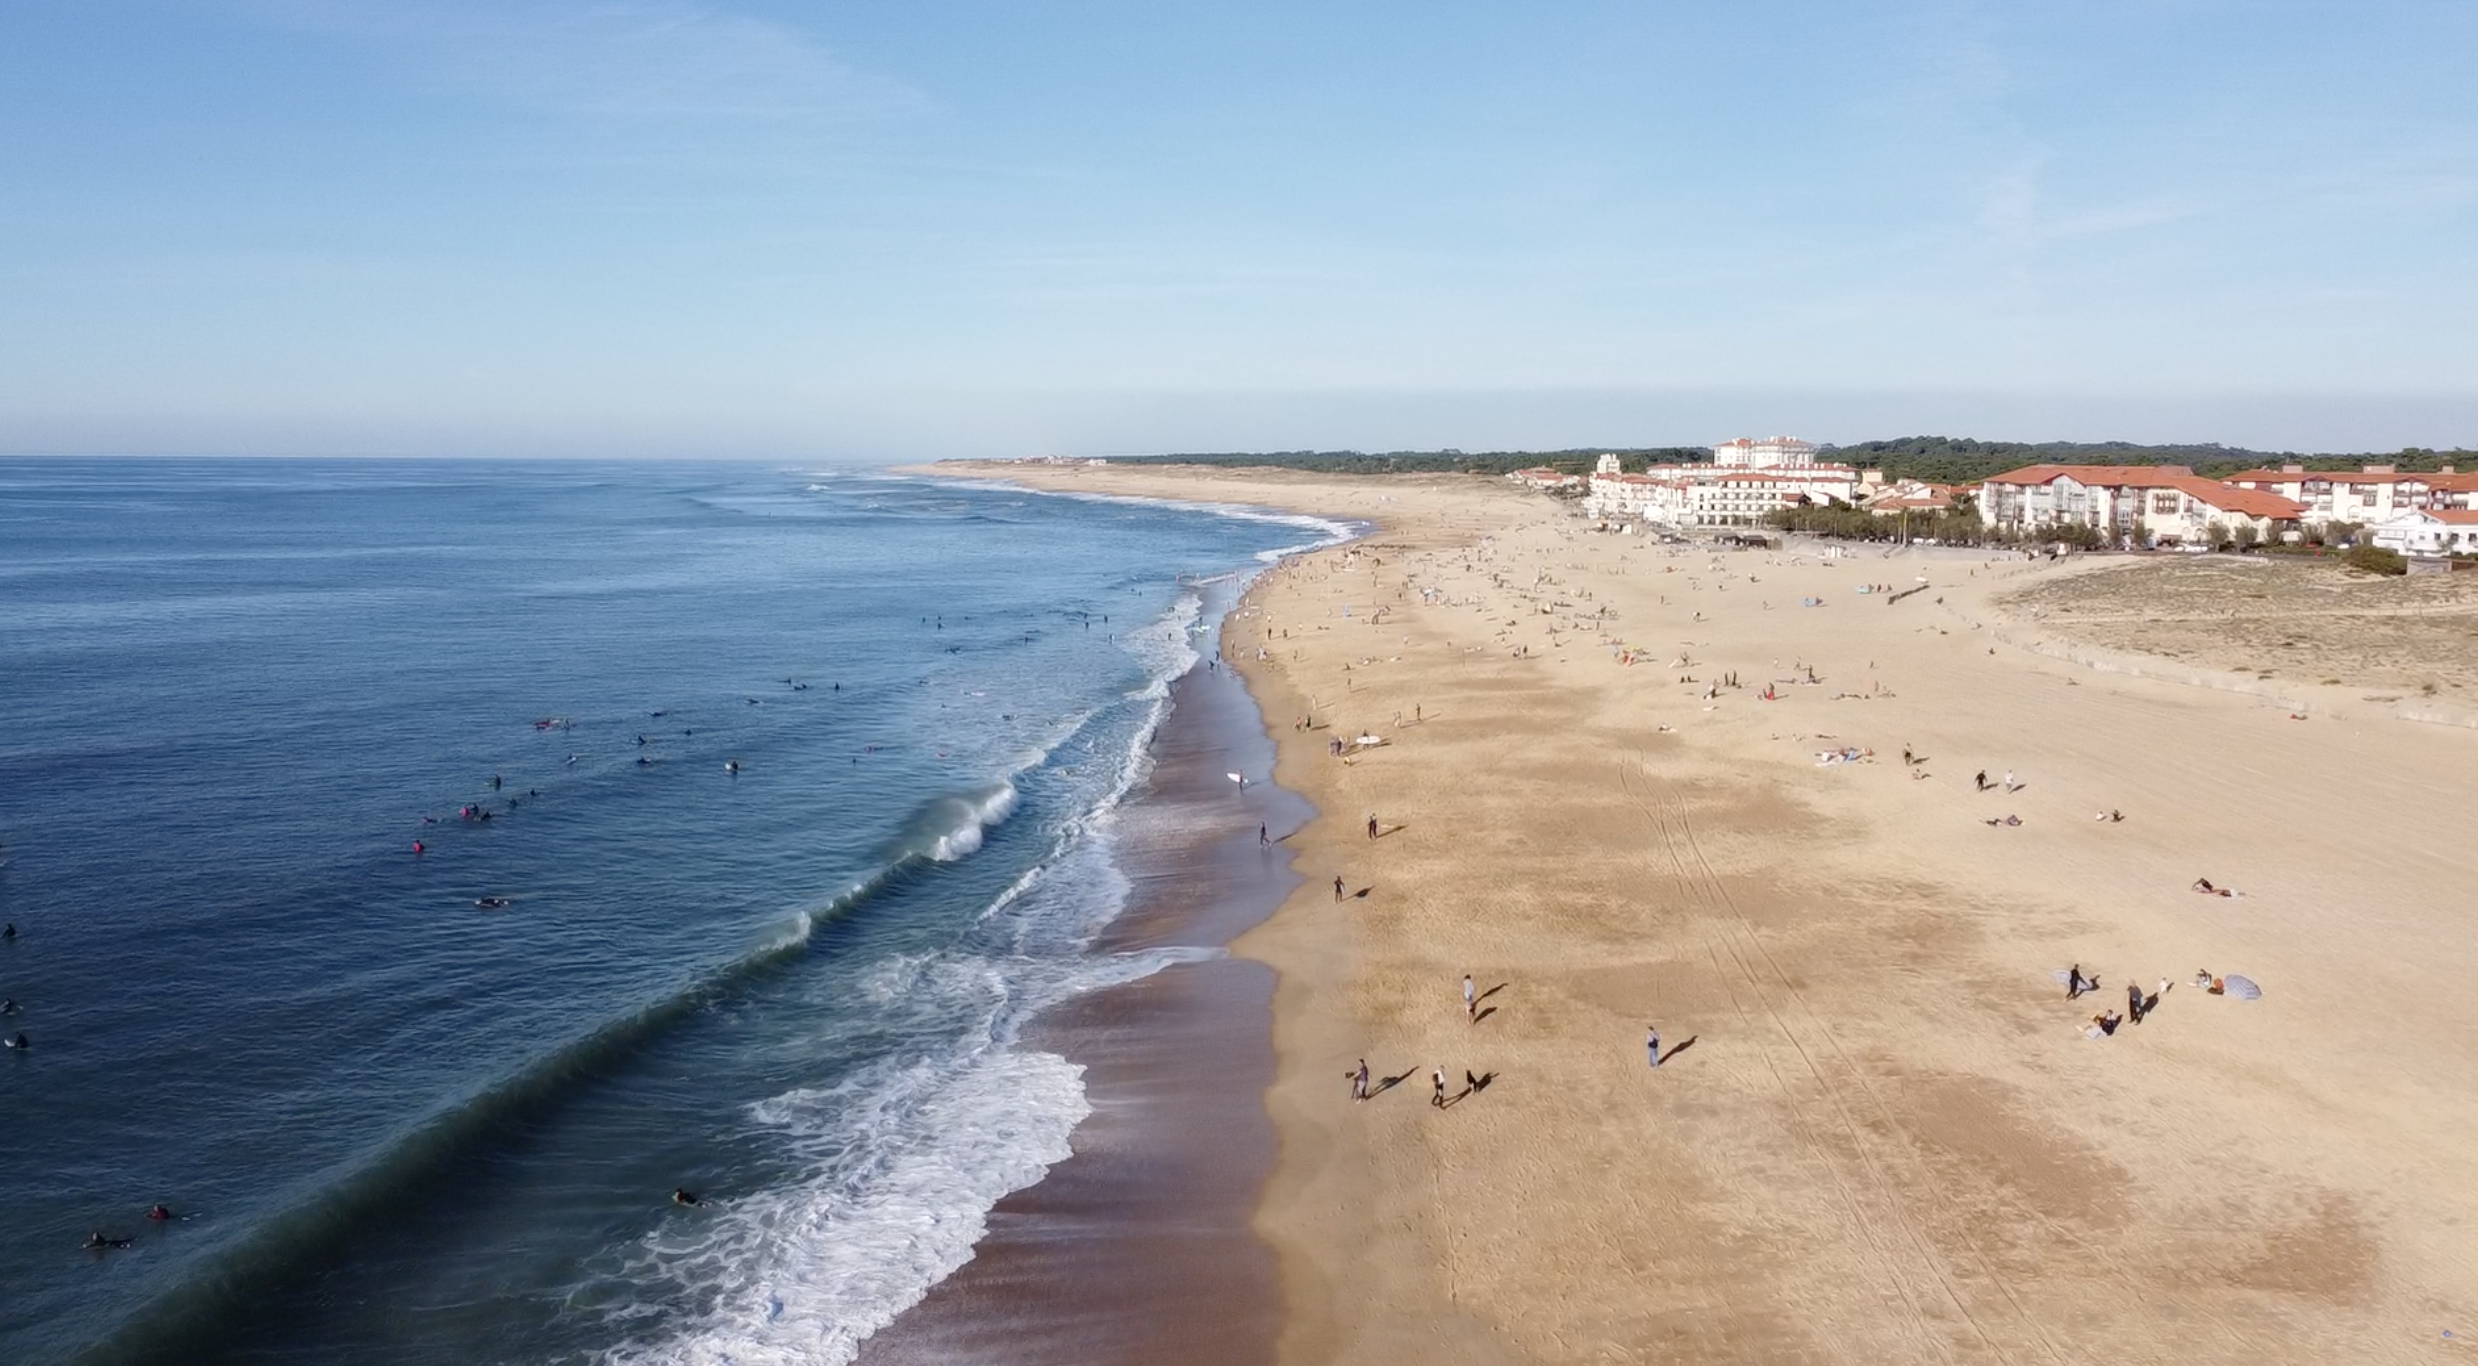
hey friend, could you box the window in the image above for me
[2150,492,2181,515]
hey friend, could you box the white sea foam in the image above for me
[600,1044,1091,1366]
[596,487,1281,1366]
[921,781,1018,862]
[1120,589,1202,699]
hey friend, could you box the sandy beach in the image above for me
[922,462,2478,1364]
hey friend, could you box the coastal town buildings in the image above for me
[1976,465,2304,545]
[2219,464,2478,527]
[1856,473,1959,517]
[1506,467,1585,492]
[1710,436,1821,469]
[1569,443,2475,549]
[2369,508,2478,556]
[1584,441,1858,528]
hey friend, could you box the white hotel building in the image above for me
[1583,438,1859,529]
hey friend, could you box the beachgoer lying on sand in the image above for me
[2189,878,2240,898]
[2082,1011,2122,1040]
[1983,815,2022,827]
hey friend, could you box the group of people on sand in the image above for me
[1346,974,1503,1110]
[2066,964,2178,1039]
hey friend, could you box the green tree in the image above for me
[2344,544,2406,575]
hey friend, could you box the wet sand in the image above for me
[857,578,1307,1366]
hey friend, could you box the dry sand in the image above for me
[926,462,2478,1364]
[1998,554,2478,716]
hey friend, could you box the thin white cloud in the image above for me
[246,0,927,128]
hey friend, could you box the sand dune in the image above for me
[931,463,2478,1365]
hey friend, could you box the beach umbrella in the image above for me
[2222,974,2262,1000]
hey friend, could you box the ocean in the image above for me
[0,459,1343,1365]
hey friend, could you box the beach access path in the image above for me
[926,463,2478,1366]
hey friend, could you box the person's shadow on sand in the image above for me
[1656,1036,1698,1067]
[1371,1068,1415,1098]
[1472,1006,1498,1026]
[1441,1072,1496,1108]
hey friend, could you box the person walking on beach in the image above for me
[1646,1025,1662,1068]
[1349,1058,1370,1102]
[1463,974,1476,1020]
[1259,823,1269,848]
[1431,1066,1448,1108]
[1367,813,1379,840]
[1974,769,1989,792]
[1334,875,1345,903]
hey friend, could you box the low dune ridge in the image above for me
[929,460,2478,1365]
[1998,553,2478,709]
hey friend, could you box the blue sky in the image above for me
[3,1,2474,458]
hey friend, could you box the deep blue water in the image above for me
[0,459,1338,1365]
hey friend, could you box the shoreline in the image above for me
[856,575,1310,1366]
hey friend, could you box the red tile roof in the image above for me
[2172,479,2303,519]
[1983,464,2196,488]
[1981,466,2302,518]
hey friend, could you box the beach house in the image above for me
[2369,508,2478,556]
[1856,473,1960,517]
[2219,464,2478,528]
[1978,465,2303,545]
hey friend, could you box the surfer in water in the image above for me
[671,1188,701,1207]
[4,1032,25,1050]
[147,1204,174,1221]
[474,896,511,910]
[83,1232,132,1250]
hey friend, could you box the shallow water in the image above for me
[0,458,1342,1365]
